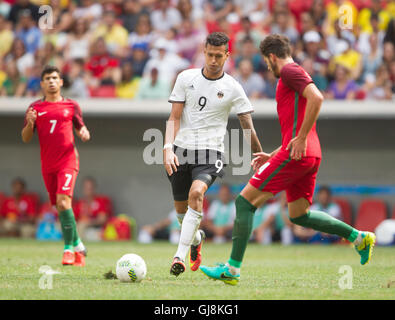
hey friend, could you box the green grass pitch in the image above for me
[1,239,395,300]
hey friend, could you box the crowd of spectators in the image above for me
[0,0,394,100]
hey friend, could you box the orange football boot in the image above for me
[189,230,205,271]
[62,251,75,265]
[73,251,86,267]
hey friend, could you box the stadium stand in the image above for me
[0,0,393,100]
[355,198,388,232]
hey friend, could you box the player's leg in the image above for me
[172,179,208,275]
[287,157,375,265]
[200,183,273,285]
[200,149,294,284]
[56,194,76,265]
[288,197,375,265]
[56,169,86,266]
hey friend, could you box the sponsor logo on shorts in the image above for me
[38,112,48,116]
[62,186,71,191]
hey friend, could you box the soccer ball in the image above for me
[116,253,147,283]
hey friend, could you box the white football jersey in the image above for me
[168,68,254,153]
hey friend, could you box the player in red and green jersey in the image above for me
[200,35,376,285]
[21,65,90,267]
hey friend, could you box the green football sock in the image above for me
[228,195,257,269]
[290,210,359,242]
[59,208,79,251]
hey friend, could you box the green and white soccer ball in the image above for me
[116,253,147,283]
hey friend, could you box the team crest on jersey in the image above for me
[217,91,224,98]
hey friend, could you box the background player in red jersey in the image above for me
[200,34,376,285]
[21,65,91,266]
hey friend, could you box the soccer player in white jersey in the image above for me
[163,32,264,276]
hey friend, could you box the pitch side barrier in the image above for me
[0,98,394,119]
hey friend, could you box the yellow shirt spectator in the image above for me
[357,8,392,33]
[116,78,140,99]
[325,1,358,36]
[386,1,395,18]
[330,48,362,80]
[0,28,14,58]
[93,23,129,54]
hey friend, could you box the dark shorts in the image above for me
[167,145,226,201]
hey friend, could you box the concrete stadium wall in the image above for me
[0,115,395,226]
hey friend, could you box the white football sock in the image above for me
[353,231,363,246]
[192,229,202,246]
[74,241,86,252]
[177,212,202,247]
[225,262,240,276]
[174,206,202,261]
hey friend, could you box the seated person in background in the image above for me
[36,200,62,240]
[0,178,37,238]
[205,184,236,244]
[253,192,293,245]
[293,185,342,244]
[138,209,180,244]
[324,64,359,100]
[73,177,113,241]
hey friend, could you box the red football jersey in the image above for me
[24,98,85,173]
[0,195,36,220]
[276,62,322,158]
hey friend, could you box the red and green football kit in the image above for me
[249,62,322,204]
[24,98,85,205]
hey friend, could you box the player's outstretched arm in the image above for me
[163,102,184,176]
[237,112,263,154]
[21,108,37,143]
[286,83,323,160]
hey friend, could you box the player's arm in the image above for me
[286,83,323,160]
[237,112,263,154]
[238,112,276,171]
[21,107,37,143]
[163,102,184,176]
[73,102,90,142]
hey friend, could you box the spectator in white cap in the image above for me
[301,30,330,78]
[143,37,190,84]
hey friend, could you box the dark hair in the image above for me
[205,32,229,51]
[259,34,292,58]
[83,176,97,187]
[12,177,26,188]
[41,65,61,80]
[318,185,331,195]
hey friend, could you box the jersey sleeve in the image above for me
[231,81,254,115]
[23,103,36,130]
[280,64,314,95]
[168,71,186,103]
[72,101,85,130]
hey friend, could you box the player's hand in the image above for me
[79,126,90,142]
[164,149,179,176]
[286,136,307,161]
[251,152,271,171]
[26,108,37,126]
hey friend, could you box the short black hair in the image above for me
[12,177,26,188]
[205,32,229,51]
[318,185,332,195]
[41,65,61,80]
[259,34,292,59]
